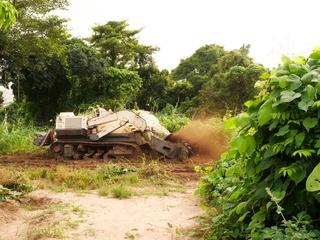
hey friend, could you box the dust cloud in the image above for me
[170,119,232,161]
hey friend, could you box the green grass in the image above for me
[0,121,43,155]
[111,186,133,199]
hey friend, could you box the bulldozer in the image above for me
[34,108,192,160]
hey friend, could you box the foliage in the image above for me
[0,90,3,105]
[156,104,190,132]
[89,20,158,69]
[0,1,18,30]
[0,116,41,154]
[170,44,265,116]
[0,167,34,202]
[136,67,173,112]
[196,47,320,239]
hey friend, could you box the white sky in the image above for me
[57,0,320,71]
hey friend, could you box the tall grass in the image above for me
[0,119,41,154]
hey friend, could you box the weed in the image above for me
[112,186,133,199]
[71,204,85,216]
[84,227,95,237]
[65,217,81,229]
[27,225,66,239]
[162,188,169,196]
[98,188,109,196]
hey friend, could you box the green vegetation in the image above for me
[2,1,320,239]
[0,1,18,30]
[196,47,320,239]
[0,120,41,154]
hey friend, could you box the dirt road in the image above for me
[0,153,217,240]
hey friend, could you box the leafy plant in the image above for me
[196,47,320,239]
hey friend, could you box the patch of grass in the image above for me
[98,188,109,196]
[27,224,66,239]
[138,160,172,181]
[71,204,85,216]
[84,227,95,237]
[0,121,41,155]
[112,186,133,199]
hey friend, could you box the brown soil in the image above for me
[0,151,219,240]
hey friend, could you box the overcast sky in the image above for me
[57,0,320,71]
[2,0,319,103]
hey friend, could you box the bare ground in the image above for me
[0,152,217,240]
[0,184,203,240]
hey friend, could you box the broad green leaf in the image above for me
[259,72,270,79]
[258,99,273,126]
[231,135,256,154]
[275,125,289,136]
[273,191,286,203]
[264,147,277,158]
[237,211,250,222]
[287,74,301,82]
[298,98,314,112]
[301,72,314,83]
[290,81,302,90]
[280,90,301,102]
[309,50,320,60]
[236,201,247,214]
[295,132,305,148]
[303,117,318,131]
[273,90,301,107]
[268,120,279,131]
[288,64,302,74]
[306,85,316,99]
[291,169,307,185]
[256,157,275,173]
[230,190,241,201]
[284,137,294,146]
[278,75,288,88]
[298,91,314,112]
[281,55,292,65]
[293,56,306,65]
[306,163,320,192]
[315,139,320,148]
[224,117,237,129]
[266,201,273,210]
[226,166,244,177]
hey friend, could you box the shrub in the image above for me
[196,47,320,239]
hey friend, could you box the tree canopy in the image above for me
[0,5,267,124]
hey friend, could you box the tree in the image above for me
[198,63,265,115]
[136,66,172,112]
[0,0,69,101]
[19,56,70,123]
[171,44,226,96]
[196,47,320,239]
[0,1,18,30]
[170,44,264,116]
[65,38,106,109]
[89,20,158,69]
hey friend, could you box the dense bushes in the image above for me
[196,47,320,239]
